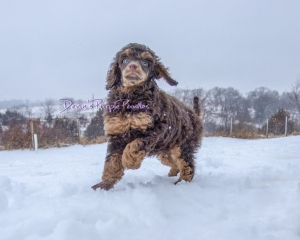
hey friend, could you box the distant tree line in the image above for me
[0,108,104,150]
[0,80,299,149]
[0,99,41,110]
[171,79,300,137]
[0,113,80,150]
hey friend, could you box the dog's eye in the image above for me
[122,58,130,64]
[141,60,149,67]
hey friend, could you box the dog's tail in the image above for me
[193,96,201,116]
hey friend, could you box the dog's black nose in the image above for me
[129,63,138,70]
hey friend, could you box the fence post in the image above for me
[266,119,269,138]
[230,117,233,136]
[77,119,81,144]
[34,134,38,151]
[285,116,288,137]
[31,120,34,150]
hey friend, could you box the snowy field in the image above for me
[0,136,300,240]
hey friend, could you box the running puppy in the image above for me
[92,43,203,190]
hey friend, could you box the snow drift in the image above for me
[0,136,300,240]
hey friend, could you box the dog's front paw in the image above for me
[122,139,146,169]
[92,182,114,191]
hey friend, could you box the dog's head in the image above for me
[106,43,178,90]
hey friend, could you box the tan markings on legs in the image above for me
[170,146,194,184]
[92,154,124,191]
[158,154,179,177]
[104,114,130,135]
[122,139,146,169]
[130,112,153,130]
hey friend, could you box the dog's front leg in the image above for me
[121,133,162,169]
[92,153,124,191]
[122,138,146,169]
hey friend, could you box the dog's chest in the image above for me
[103,112,153,136]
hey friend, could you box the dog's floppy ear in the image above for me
[154,62,178,86]
[106,61,121,90]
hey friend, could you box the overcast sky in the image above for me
[1,0,300,102]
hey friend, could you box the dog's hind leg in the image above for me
[170,146,195,185]
[158,154,179,177]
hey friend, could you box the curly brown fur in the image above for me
[158,154,179,177]
[92,43,203,191]
[122,138,146,169]
[91,153,124,191]
[170,146,195,184]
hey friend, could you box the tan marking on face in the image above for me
[121,60,148,88]
[141,51,154,60]
[104,113,153,135]
[123,48,132,56]
[120,81,145,92]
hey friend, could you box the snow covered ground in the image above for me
[0,136,300,240]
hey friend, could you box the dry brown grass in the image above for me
[205,122,264,139]
[291,131,300,136]
[231,129,263,139]
[80,136,107,146]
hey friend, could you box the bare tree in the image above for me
[247,87,280,123]
[24,105,33,119]
[288,79,300,114]
[40,99,56,124]
[207,87,250,129]
[171,88,193,105]
[170,88,210,121]
[12,104,34,119]
[280,92,294,111]
[195,89,216,123]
